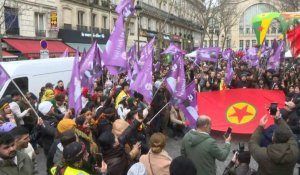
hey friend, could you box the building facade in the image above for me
[202,0,290,51]
[0,0,75,59]
[138,0,203,52]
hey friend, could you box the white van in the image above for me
[0,57,74,99]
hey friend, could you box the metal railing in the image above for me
[35,29,46,37]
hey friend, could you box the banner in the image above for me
[197,89,285,134]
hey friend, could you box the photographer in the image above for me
[222,148,257,175]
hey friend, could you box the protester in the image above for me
[54,80,67,96]
[249,112,299,174]
[170,156,197,175]
[139,132,172,175]
[9,90,31,125]
[222,151,257,175]
[115,81,130,109]
[0,132,36,175]
[181,115,231,175]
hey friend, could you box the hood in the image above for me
[185,130,210,147]
[267,143,297,164]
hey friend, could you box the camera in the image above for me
[232,143,245,154]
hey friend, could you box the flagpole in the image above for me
[146,102,170,125]
[11,80,41,121]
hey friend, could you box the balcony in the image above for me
[101,0,109,7]
[77,25,88,32]
[64,23,72,30]
[90,26,100,33]
[6,27,19,35]
[35,29,46,37]
[101,28,110,34]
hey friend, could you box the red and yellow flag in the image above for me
[197,89,285,134]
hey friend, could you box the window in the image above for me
[226,39,231,48]
[92,14,96,27]
[129,22,134,36]
[239,26,244,34]
[148,18,151,30]
[252,40,256,46]
[35,13,45,37]
[4,7,19,35]
[214,40,218,47]
[204,40,207,48]
[209,40,213,47]
[102,16,107,29]
[3,77,28,98]
[246,27,250,34]
[265,40,269,46]
[239,40,244,50]
[78,11,84,26]
[246,40,250,48]
[113,18,117,26]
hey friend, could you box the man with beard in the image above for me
[0,132,35,175]
[10,126,35,161]
[54,80,67,96]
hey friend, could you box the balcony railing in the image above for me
[64,23,72,30]
[35,29,46,37]
[90,26,100,33]
[6,27,19,35]
[101,28,110,34]
[101,0,109,7]
[77,25,88,32]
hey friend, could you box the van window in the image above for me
[3,77,28,98]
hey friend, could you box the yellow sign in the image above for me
[50,11,57,29]
[226,102,257,125]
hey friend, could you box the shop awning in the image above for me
[3,51,17,58]
[3,38,76,58]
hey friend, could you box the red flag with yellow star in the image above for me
[197,89,285,134]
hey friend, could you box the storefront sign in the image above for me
[40,49,49,59]
[81,32,105,38]
[50,11,57,29]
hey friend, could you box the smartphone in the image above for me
[269,102,278,116]
[224,127,232,138]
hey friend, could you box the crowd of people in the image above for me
[0,52,300,175]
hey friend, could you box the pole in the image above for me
[90,6,94,43]
[137,14,140,58]
[11,80,40,120]
[146,102,170,125]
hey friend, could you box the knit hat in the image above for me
[0,122,17,133]
[112,119,129,137]
[57,119,76,134]
[170,156,197,175]
[38,101,53,116]
[127,162,147,175]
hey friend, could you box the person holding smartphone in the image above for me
[181,115,231,175]
[249,110,299,175]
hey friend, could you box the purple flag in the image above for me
[222,48,233,61]
[196,47,220,63]
[267,41,284,70]
[102,14,127,75]
[178,81,197,129]
[127,44,137,80]
[165,54,186,100]
[0,64,10,87]
[241,47,259,68]
[138,38,155,69]
[225,50,234,85]
[161,43,185,55]
[130,39,155,103]
[68,50,82,117]
[79,41,102,90]
[60,48,68,58]
[80,48,87,65]
[154,61,160,72]
[116,0,134,17]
